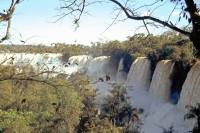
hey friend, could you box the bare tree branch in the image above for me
[101,10,122,35]
[0,19,11,43]
[167,2,178,22]
[109,0,190,37]
[0,77,59,89]
[0,0,22,43]
[142,20,150,34]
[133,0,160,12]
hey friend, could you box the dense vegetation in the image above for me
[1,30,198,104]
[0,30,199,132]
[1,30,197,70]
[0,64,137,132]
[0,64,86,132]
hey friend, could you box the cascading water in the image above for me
[116,58,127,82]
[125,59,191,133]
[5,53,195,132]
[69,55,194,132]
[126,57,151,90]
[177,61,200,109]
[87,56,111,77]
[68,55,115,107]
[0,53,78,75]
[68,55,93,68]
[149,60,175,101]
[29,54,196,132]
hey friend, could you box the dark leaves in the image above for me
[106,75,110,81]
[188,18,192,24]
[183,12,186,17]
[16,80,19,84]
[53,118,65,124]
[99,78,104,82]
[184,103,200,132]
[21,98,26,104]
[184,114,196,120]
[52,102,57,105]
[178,16,181,22]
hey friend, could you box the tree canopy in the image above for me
[1,0,200,56]
[57,0,200,55]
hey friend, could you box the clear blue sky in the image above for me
[0,0,199,46]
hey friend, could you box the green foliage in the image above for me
[0,63,97,132]
[0,29,198,132]
[81,117,124,133]
[0,30,197,73]
[0,109,37,133]
[83,30,197,74]
[100,83,142,132]
[184,103,200,133]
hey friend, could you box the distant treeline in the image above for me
[0,30,199,132]
[1,30,197,72]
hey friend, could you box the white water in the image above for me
[123,58,193,133]
[68,55,117,107]
[126,57,151,90]
[0,53,79,75]
[68,55,194,132]
[116,58,127,82]
[2,54,196,132]
[68,55,93,68]
[149,60,175,101]
[178,61,200,110]
[87,56,111,77]
[69,55,117,79]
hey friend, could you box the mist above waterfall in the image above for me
[2,53,197,132]
[68,55,197,133]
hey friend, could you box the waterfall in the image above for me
[68,55,117,79]
[68,55,93,68]
[66,55,194,132]
[0,53,62,66]
[87,56,111,77]
[124,58,191,133]
[116,58,127,81]
[126,57,151,90]
[178,61,200,109]
[0,53,79,75]
[149,60,174,101]
[1,53,195,132]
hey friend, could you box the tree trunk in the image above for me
[198,114,200,133]
[185,0,200,57]
[190,30,200,57]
